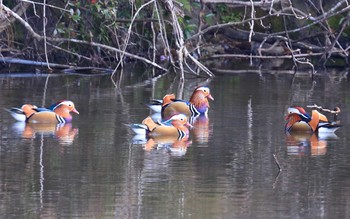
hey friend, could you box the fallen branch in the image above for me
[48,37,167,71]
[0,57,72,68]
[210,52,324,59]
[306,104,341,114]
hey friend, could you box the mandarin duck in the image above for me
[7,100,79,124]
[6,104,50,122]
[130,114,192,139]
[161,86,214,119]
[146,94,176,113]
[285,106,340,133]
[146,99,162,113]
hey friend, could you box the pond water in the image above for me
[0,70,350,218]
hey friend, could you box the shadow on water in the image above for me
[1,66,350,218]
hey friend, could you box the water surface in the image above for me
[1,71,350,218]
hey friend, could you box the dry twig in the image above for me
[306,104,341,114]
[273,153,282,172]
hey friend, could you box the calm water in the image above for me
[1,71,350,218]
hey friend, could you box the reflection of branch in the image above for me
[306,104,341,114]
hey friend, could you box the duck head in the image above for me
[189,87,214,114]
[285,106,311,122]
[168,114,193,136]
[285,106,312,132]
[51,100,79,122]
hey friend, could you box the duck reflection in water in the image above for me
[12,122,79,145]
[285,132,338,156]
[190,115,212,144]
[143,136,192,156]
[131,133,192,156]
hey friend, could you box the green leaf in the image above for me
[205,13,215,18]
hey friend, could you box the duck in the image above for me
[146,99,162,113]
[6,104,50,122]
[161,86,214,119]
[146,94,176,113]
[7,100,79,124]
[285,106,340,133]
[130,114,192,139]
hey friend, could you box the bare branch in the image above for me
[211,53,324,59]
[202,0,280,7]
[248,0,255,42]
[306,104,341,114]
[2,4,41,40]
[0,2,31,32]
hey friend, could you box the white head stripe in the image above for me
[170,114,187,121]
[53,101,74,110]
[196,87,209,92]
[287,107,302,114]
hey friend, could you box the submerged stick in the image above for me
[273,153,282,172]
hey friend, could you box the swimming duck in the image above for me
[7,100,79,124]
[130,114,192,139]
[285,106,340,133]
[161,86,214,119]
[6,104,50,122]
[146,94,176,113]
